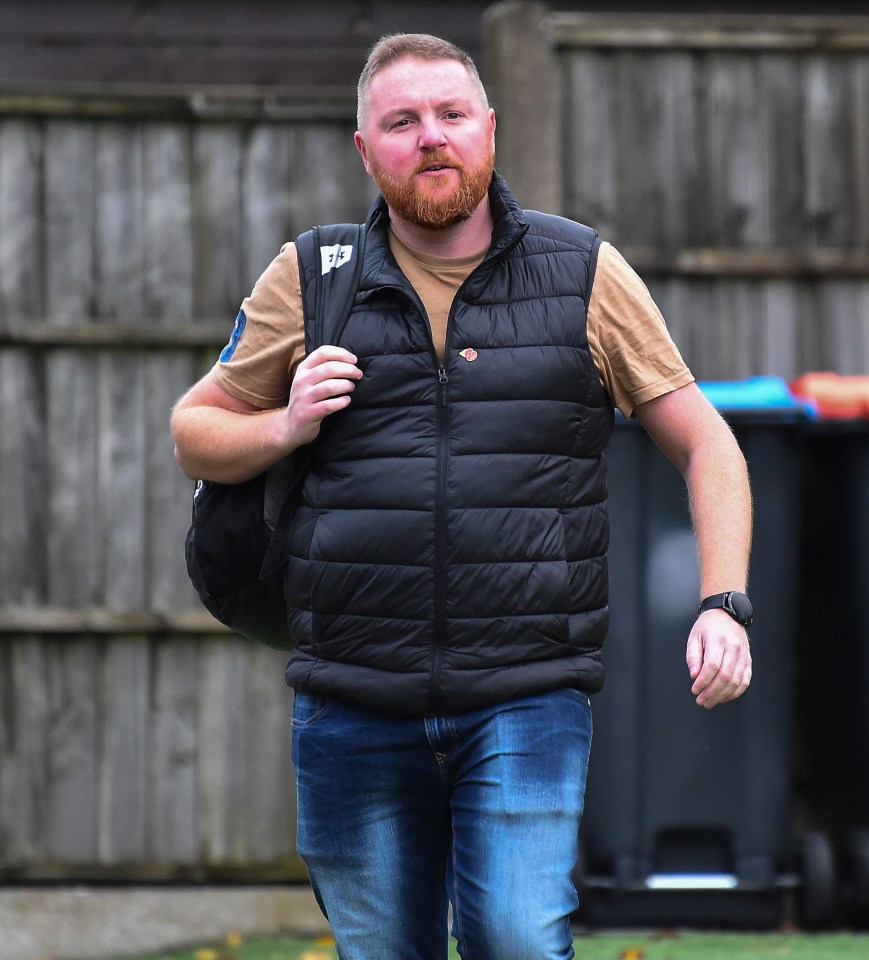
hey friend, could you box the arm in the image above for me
[634,382,753,709]
[171,345,363,484]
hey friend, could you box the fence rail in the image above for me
[544,13,869,50]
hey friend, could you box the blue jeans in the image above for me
[291,688,593,960]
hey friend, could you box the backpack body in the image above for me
[183,223,366,648]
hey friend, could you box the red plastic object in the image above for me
[789,373,869,420]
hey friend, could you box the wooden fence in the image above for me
[0,4,867,880]
[486,3,869,379]
[0,94,372,880]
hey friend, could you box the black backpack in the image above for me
[184,223,366,649]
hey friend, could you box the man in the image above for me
[172,33,752,960]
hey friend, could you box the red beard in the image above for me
[370,147,495,229]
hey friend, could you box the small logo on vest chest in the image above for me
[459,347,478,362]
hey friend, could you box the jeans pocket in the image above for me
[292,691,333,728]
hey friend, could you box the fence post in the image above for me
[483,1,561,214]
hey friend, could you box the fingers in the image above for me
[298,346,363,394]
[302,344,361,368]
[288,345,364,442]
[299,343,362,382]
[687,611,752,709]
[303,366,360,407]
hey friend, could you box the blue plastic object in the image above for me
[698,376,817,417]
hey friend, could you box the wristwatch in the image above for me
[698,591,753,627]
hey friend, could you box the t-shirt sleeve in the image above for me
[587,241,694,419]
[210,241,306,409]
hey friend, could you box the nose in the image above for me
[418,117,447,150]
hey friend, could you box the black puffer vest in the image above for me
[284,172,614,715]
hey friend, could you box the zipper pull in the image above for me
[437,365,449,407]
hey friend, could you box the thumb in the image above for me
[686,629,703,680]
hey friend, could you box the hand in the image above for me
[686,609,752,709]
[286,345,363,447]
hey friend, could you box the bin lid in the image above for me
[698,376,815,422]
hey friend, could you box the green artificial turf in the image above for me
[128,929,869,960]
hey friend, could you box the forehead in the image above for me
[367,56,483,114]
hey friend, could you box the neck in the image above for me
[387,196,493,258]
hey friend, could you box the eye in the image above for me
[390,117,414,130]
[444,111,463,120]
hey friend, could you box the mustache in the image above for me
[413,152,464,175]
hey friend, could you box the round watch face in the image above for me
[728,592,753,624]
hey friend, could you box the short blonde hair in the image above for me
[357,33,489,131]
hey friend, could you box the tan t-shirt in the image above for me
[212,231,693,419]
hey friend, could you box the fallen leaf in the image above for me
[226,933,244,948]
[621,950,645,960]
[195,951,220,960]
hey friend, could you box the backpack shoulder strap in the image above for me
[260,222,366,540]
[585,234,603,310]
[296,222,367,350]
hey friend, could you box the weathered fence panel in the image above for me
[0,635,299,878]
[0,98,372,879]
[487,4,869,379]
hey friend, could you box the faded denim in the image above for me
[292,688,593,960]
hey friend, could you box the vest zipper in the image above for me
[389,281,472,714]
[384,285,452,713]
[430,362,450,713]
[437,364,449,405]
[430,275,472,712]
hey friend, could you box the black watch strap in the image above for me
[698,591,753,627]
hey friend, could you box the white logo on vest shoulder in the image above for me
[320,244,354,275]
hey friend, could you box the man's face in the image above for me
[354,56,496,230]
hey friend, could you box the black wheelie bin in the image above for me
[575,378,834,928]
[792,378,869,928]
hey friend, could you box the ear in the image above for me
[488,108,496,145]
[354,131,372,175]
